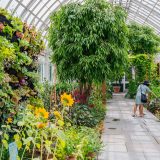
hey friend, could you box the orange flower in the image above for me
[37,122,46,129]
[60,93,74,107]
[35,108,49,119]
[7,118,13,123]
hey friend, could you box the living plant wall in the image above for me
[0,8,45,123]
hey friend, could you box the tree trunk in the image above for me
[102,80,106,105]
[79,82,92,104]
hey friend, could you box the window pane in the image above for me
[7,0,18,13]
[0,0,9,8]
[13,5,25,17]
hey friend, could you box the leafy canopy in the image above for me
[128,23,160,55]
[49,0,129,83]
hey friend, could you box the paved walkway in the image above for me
[98,94,160,160]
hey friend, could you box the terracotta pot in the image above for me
[66,155,76,160]
[113,86,120,93]
[87,152,96,158]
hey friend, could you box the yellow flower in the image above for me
[37,122,46,129]
[7,118,13,123]
[60,93,74,107]
[35,108,49,119]
[53,111,62,120]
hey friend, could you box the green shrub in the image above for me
[126,80,137,98]
[70,104,106,127]
[56,126,102,159]
[55,82,78,94]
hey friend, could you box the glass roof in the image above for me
[0,0,160,41]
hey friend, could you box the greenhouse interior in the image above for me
[0,0,160,159]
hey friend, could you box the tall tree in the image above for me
[49,0,128,100]
[128,23,160,81]
[128,23,160,55]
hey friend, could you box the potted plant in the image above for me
[112,71,124,93]
[113,85,121,93]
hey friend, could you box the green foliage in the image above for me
[56,81,78,94]
[0,7,44,126]
[11,52,32,71]
[49,0,128,83]
[0,8,11,19]
[40,80,53,110]
[0,83,15,122]
[0,36,16,82]
[0,103,102,160]
[128,23,160,55]
[70,85,106,127]
[3,25,13,37]
[71,104,106,127]
[127,23,160,93]
[58,126,102,159]
[11,17,23,32]
[19,39,30,47]
[28,97,44,107]
[0,36,15,61]
[129,54,153,83]
[150,83,160,99]
[126,80,138,98]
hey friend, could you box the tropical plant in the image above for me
[57,126,102,160]
[71,104,106,128]
[127,23,160,88]
[125,80,138,98]
[128,23,160,55]
[49,0,129,101]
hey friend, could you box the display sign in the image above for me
[9,142,18,160]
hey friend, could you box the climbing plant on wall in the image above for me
[126,23,160,98]
[128,23,160,81]
[49,0,128,101]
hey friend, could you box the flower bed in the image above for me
[0,92,104,160]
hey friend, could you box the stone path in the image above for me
[98,94,160,160]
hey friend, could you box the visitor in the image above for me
[132,80,155,117]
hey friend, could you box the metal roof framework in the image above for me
[0,0,160,44]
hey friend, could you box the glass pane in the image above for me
[32,17,39,25]
[32,1,44,14]
[41,11,50,21]
[21,0,31,6]
[30,0,41,11]
[7,0,18,13]
[46,0,56,8]
[36,21,43,29]
[23,11,31,21]
[13,5,25,17]
[37,6,48,18]
[49,1,60,12]
[0,0,9,8]
[26,13,34,24]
